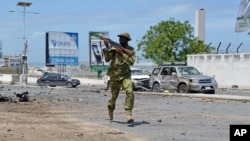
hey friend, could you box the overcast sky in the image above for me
[0,0,247,64]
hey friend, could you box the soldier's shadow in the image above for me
[111,120,150,127]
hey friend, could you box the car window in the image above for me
[62,74,70,80]
[131,69,146,75]
[43,75,48,79]
[160,67,169,75]
[41,73,57,80]
[177,66,201,75]
[49,75,57,80]
[40,73,71,80]
[152,68,161,75]
[170,67,177,74]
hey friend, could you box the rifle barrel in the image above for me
[97,35,121,48]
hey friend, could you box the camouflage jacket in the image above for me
[103,46,135,80]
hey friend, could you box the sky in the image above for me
[0,0,248,64]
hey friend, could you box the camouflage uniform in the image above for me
[103,46,135,111]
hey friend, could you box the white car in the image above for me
[104,68,150,91]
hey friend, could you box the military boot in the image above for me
[109,110,113,120]
[126,110,134,123]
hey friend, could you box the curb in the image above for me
[135,92,250,102]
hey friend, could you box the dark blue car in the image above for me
[37,72,80,88]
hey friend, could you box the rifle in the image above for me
[91,33,121,49]
[91,32,134,56]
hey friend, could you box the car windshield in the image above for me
[131,69,146,75]
[177,67,201,75]
[62,74,70,79]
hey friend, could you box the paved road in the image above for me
[67,89,249,141]
[7,77,250,141]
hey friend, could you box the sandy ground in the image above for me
[0,85,144,141]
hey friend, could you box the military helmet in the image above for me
[117,32,131,41]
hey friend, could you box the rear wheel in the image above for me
[152,83,161,92]
[66,82,73,88]
[178,84,189,93]
[132,82,137,91]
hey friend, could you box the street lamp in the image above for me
[10,1,38,86]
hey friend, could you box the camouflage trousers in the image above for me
[108,77,134,111]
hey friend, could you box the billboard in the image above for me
[45,31,79,66]
[89,31,109,71]
[235,0,250,32]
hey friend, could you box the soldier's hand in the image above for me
[116,47,123,55]
[120,47,134,56]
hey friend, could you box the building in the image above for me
[1,55,22,67]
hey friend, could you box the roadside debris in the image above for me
[0,94,12,102]
[14,91,29,102]
[0,85,4,91]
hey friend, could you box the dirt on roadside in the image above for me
[0,96,144,141]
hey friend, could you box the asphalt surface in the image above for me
[2,77,250,141]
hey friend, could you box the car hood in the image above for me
[181,74,214,79]
[132,75,150,79]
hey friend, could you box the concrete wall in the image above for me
[187,53,250,89]
[0,74,13,84]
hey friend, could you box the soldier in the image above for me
[102,32,136,123]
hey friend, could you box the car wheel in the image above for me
[178,84,189,93]
[106,81,110,90]
[152,83,161,92]
[66,82,73,88]
[132,82,137,91]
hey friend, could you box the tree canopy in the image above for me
[137,18,213,65]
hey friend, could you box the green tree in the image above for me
[137,18,213,65]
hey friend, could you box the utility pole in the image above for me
[10,1,38,86]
